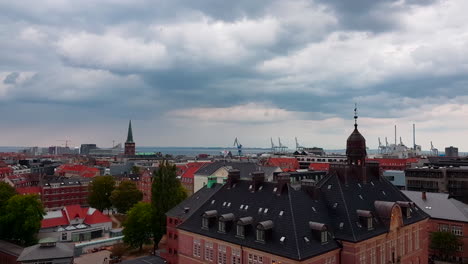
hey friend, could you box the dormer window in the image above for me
[202,210,217,230]
[397,201,415,219]
[357,210,373,230]
[218,213,234,234]
[321,230,328,243]
[309,221,329,244]
[236,217,253,238]
[256,220,273,243]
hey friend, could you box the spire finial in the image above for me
[126,120,134,143]
[354,103,358,128]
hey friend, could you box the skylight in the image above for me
[279,210,284,216]
[273,187,278,192]
[280,236,286,243]
[327,185,332,190]
[264,208,269,214]
[304,237,310,243]
[333,203,338,209]
[240,205,244,210]
[211,200,215,205]
[258,208,263,214]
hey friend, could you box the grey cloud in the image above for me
[4,72,19,84]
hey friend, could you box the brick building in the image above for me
[124,120,136,156]
[367,158,419,171]
[403,191,468,263]
[55,164,100,178]
[166,116,430,264]
[264,157,300,172]
[41,177,91,209]
[139,169,153,203]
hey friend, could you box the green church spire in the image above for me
[126,120,134,143]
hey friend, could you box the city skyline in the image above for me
[1,0,468,150]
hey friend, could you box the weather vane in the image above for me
[354,103,358,127]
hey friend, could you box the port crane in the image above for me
[56,140,72,148]
[233,137,242,156]
[430,141,439,156]
[295,137,304,151]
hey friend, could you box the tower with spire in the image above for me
[124,120,136,155]
[328,105,378,184]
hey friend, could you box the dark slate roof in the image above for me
[17,242,74,262]
[178,180,339,260]
[402,190,468,223]
[317,172,428,242]
[166,184,223,221]
[121,255,167,264]
[195,161,259,178]
[179,171,428,261]
[0,240,24,257]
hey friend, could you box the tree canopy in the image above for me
[88,175,115,212]
[151,160,187,248]
[430,231,462,260]
[110,180,143,214]
[122,202,153,251]
[0,194,44,246]
[0,182,16,208]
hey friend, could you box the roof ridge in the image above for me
[334,174,357,241]
[287,185,302,259]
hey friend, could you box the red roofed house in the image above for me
[264,157,299,172]
[55,164,100,178]
[39,205,112,242]
[179,162,211,195]
[309,162,331,171]
[0,163,12,180]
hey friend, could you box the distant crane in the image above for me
[430,141,439,156]
[233,137,242,157]
[278,138,288,153]
[56,140,71,148]
[295,137,304,151]
[271,138,278,152]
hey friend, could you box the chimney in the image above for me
[422,191,427,200]
[226,169,240,188]
[301,179,319,200]
[251,171,265,192]
[275,173,290,195]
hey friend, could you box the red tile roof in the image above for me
[181,162,210,179]
[42,211,69,228]
[266,158,299,172]
[308,162,330,171]
[56,164,100,177]
[41,205,111,228]
[84,209,111,225]
[65,204,86,220]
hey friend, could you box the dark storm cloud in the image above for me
[2,0,468,147]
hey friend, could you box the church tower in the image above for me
[124,120,136,155]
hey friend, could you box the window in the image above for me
[359,249,366,264]
[367,217,373,230]
[408,231,413,252]
[325,256,336,264]
[248,253,263,264]
[205,241,214,261]
[237,225,245,237]
[415,228,420,250]
[380,244,386,264]
[321,231,328,244]
[439,224,449,232]
[231,248,241,264]
[256,229,265,242]
[218,221,226,233]
[202,217,209,229]
[193,239,201,257]
[452,225,463,236]
[217,245,227,264]
[370,248,376,264]
[61,232,67,241]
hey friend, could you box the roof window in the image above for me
[263,208,269,214]
[279,210,284,217]
[280,236,286,244]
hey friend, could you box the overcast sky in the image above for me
[1,0,468,150]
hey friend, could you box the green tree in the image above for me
[110,180,143,214]
[88,175,115,212]
[0,194,44,245]
[151,160,187,249]
[430,231,462,260]
[122,202,153,251]
[131,166,141,175]
[0,182,16,208]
